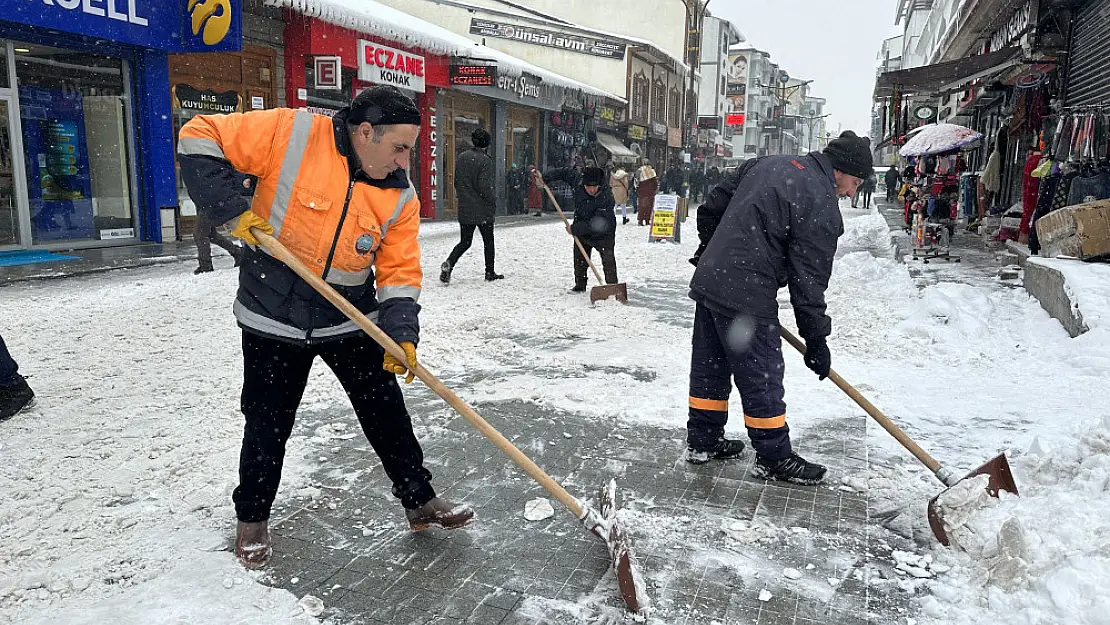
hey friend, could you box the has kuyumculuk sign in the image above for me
[649,194,681,243]
[358,40,426,93]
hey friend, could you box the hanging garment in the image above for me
[1067,169,1110,206]
[1018,153,1043,235]
[1028,173,1061,255]
[982,149,1003,193]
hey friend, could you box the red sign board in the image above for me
[725,113,746,126]
[450,64,496,87]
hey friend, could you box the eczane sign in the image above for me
[358,40,426,93]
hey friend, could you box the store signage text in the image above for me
[427,108,438,202]
[726,83,746,96]
[496,74,541,100]
[174,84,240,113]
[314,56,341,90]
[358,40,426,93]
[450,64,497,87]
[627,125,647,140]
[698,117,721,131]
[989,0,1034,53]
[469,18,625,60]
[725,113,745,126]
[599,106,618,122]
[651,122,667,138]
[18,0,243,52]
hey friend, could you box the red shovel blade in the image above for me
[927,453,1019,546]
[589,283,629,304]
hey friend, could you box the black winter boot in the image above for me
[194,264,214,275]
[685,438,746,464]
[0,376,34,423]
[751,453,827,485]
[439,261,453,284]
[406,497,475,531]
[485,271,505,281]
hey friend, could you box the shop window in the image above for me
[652,78,667,124]
[15,43,134,244]
[305,62,358,113]
[631,72,649,124]
[1,100,17,247]
[669,88,681,128]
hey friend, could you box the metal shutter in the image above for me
[1067,0,1110,106]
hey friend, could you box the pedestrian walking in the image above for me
[610,167,631,225]
[178,85,474,570]
[193,174,250,274]
[684,131,874,485]
[542,166,619,292]
[884,164,902,202]
[635,160,658,226]
[0,332,34,423]
[859,173,877,209]
[441,128,504,284]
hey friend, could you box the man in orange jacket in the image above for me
[178,86,473,570]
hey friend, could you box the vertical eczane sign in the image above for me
[357,40,426,93]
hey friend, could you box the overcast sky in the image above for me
[710,0,902,138]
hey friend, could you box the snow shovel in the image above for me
[779,327,1018,546]
[542,185,628,305]
[252,229,648,612]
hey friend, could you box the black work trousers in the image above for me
[573,238,618,288]
[687,303,792,461]
[447,222,496,274]
[233,331,435,522]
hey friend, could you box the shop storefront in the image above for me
[647,121,668,170]
[283,14,442,218]
[0,1,242,251]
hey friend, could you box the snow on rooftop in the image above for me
[265,0,625,102]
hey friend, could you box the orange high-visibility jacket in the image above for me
[178,108,423,344]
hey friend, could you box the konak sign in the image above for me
[357,40,426,93]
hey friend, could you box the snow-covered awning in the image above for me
[266,0,626,104]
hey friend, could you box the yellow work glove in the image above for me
[231,211,274,246]
[383,342,418,384]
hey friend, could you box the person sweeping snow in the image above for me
[178,85,474,570]
[684,131,874,485]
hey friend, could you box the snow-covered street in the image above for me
[2,203,1109,625]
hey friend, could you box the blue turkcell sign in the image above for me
[8,0,242,52]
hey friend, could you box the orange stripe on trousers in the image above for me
[689,397,728,411]
[744,414,787,429]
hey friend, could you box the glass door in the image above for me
[1,41,31,250]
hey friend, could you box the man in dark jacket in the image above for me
[884,164,902,202]
[684,131,873,485]
[441,129,503,283]
[543,166,619,291]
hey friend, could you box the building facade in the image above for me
[1,0,245,252]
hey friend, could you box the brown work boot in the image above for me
[235,521,272,569]
[405,497,475,531]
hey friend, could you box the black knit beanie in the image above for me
[471,128,491,149]
[823,131,874,180]
[582,166,605,186]
[348,85,421,126]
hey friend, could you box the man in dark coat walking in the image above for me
[684,131,873,485]
[543,166,619,291]
[441,129,504,283]
[884,164,902,202]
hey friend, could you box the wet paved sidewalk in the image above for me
[259,365,917,623]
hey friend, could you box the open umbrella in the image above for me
[900,123,983,157]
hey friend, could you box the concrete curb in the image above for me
[1024,259,1088,337]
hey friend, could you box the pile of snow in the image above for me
[918,420,1110,624]
[1027,257,1110,333]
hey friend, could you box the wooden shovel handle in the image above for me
[542,184,606,284]
[779,327,944,473]
[252,229,587,518]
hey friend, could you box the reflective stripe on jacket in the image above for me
[178,108,423,344]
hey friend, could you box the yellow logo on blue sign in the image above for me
[188,0,233,46]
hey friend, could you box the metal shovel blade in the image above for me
[591,479,649,613]
[926,453,1019,546]
[589,283,629,304]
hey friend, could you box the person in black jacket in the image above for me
[543,166,619,291]
[684,131,873,486]
[441,129,503,283]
